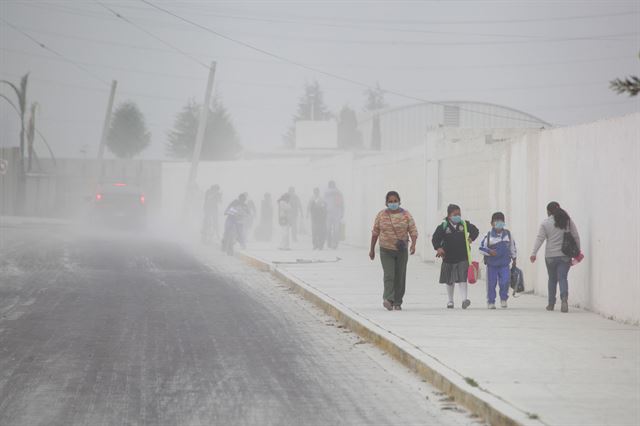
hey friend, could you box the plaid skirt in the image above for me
[439,260,469,284]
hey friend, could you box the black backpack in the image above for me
[561,222,580,258]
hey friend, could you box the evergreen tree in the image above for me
[337,105,363,150]
[106,101,150,159]
[167,98,241,161]
[610,52,640,97]
[364,82,388,112]
[363,83,387,150]
[284,81,332,148]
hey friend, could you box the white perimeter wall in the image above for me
[162,113,640,324]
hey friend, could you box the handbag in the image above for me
[463,220,479,284]
[386,210,408,251]
[561,224,580,258]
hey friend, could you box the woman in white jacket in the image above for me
[530,201,581,313]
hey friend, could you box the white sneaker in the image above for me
[501,300,508,309]
[488,303,496,310]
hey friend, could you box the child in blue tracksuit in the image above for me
[479,212,517,309]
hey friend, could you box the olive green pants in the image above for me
[380,247,408,306]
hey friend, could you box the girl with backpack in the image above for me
[431,204,479,309]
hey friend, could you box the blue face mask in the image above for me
[387,202,400,211]
[450,215,462,224]
[494,221,505,230]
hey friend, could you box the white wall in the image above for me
[424,115,640,324]
[161,113,640,323]
[529,114,640,324]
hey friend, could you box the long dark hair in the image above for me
[547,201,570,230]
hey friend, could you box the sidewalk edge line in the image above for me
[237,251,543,426]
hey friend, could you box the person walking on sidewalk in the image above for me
[369,191,418,311]
[287,187,303,243]
[530,201,581,313]
[277,193,293,250]
[307,187,328,250]
[431,204,479,309]
[324,180,345,249]
[479,212,517,309]
[201,184,222,243]
[254,192,274,242]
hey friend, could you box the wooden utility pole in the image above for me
[183,61,216,220]
[97,80,117,181]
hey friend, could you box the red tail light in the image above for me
[96,193,103,201]
[140,194,145,204]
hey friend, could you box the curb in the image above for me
[0,216,71,227]
[237,251,545,426]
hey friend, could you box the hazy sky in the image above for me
[1,0,639,160]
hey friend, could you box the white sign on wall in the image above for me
[295,120,337,150]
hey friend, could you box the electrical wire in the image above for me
[0,17,109,85]
[116,2,640,26]
[147,9,638,41]
[10,2,637,46]
[94,1,209,69]
[0,47,205,80]
[139,0,554,125]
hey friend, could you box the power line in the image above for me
[149,10,638,41]
[3,31,635,74]
[0,18,109,85]
[2,1,572,41]
[139,0,552,126]
[0,71,300,109]
[10,2,637,46]
[94,1,209,69]
[1,61,616,99]
[0,47,205,80]
[117,2,639,26]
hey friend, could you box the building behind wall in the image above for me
[359,101,550,151]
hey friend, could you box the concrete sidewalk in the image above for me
[238,241,640,426]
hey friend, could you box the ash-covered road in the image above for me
[0,223,478,426]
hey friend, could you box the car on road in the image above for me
[92,182,147,228]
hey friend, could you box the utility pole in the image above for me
[183,61,216,221]
[97,80,117,181]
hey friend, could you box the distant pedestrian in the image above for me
[201,184,221,243]
[431,204,479,309]
[307,187,327,250]
[369,191,418,311]
[244,196,257,239]
[254,193,274,242]
[530,201,581,313]
[278,193,292,250]
[287,187,303,243]
[222,193,250,255]
[324,180,344,249]
[479,212,517,309]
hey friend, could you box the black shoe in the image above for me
[393,305,402,311]
[447,302,454,309]
[462,299,471,310]
[546,304,555,311]
[383,300,393,311]
[561,299,569,313]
